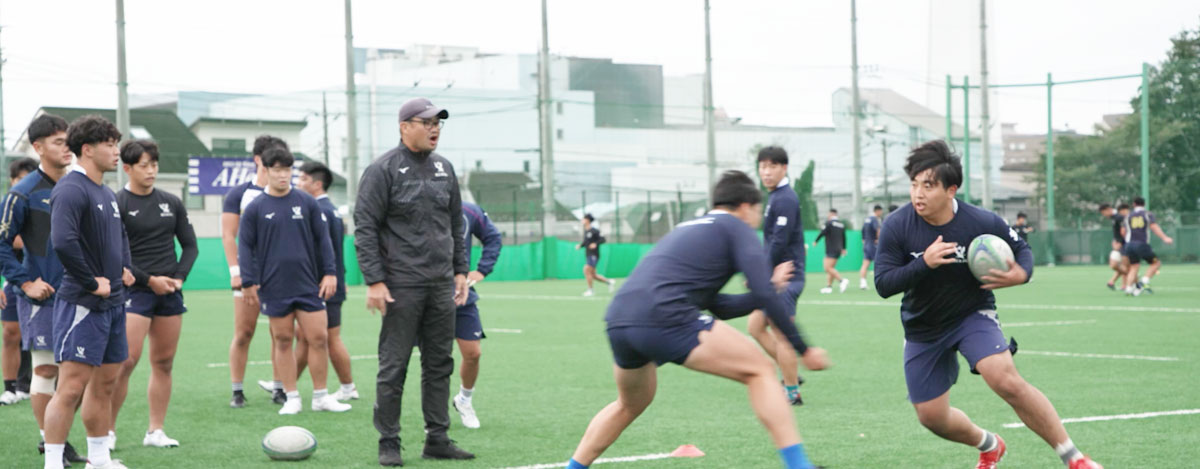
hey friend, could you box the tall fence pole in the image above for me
[945,75,952,142]
[1045,72,1056,265]
[1140,62,1150,206]
[962,75,970,202]
[645,190,651,243]
[615,191,621,243]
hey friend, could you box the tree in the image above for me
[795,160,821,230]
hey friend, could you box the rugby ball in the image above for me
[1109,250,1123,263]
[262,426,317,461]
[967,234,1015,283]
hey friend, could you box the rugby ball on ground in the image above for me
[263,426,317,461]
[967,234,1015,283]
[1109,250,1123,263]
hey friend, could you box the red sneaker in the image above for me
[1069,456,1103,469]
[976,435,1006,469]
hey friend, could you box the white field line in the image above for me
[205,353,384,368]
[1003,408,1200,429]
[1003,320,1097,327]
[496,452,674,469]
[486,328,523,333]
[1020,350,1180,362]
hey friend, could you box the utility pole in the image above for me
[538,0,555,238]
[344,0,358,207]
[703,0,716,195]
[979,0,993,209]
[115,0,130,186]
[322,91,330,165]
[850,0,864,225]
[881,140,890,209]
[0,15,6,163]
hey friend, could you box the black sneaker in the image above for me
[272,389,287,405]
[1106,282,1116,290]
[790,393,804,406]
[378,437,404,466]
[422,439,474,460]
[35,441,77,467]
[230,391,246,408]
[64,441,87,463]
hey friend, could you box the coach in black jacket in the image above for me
[355,98,473,466]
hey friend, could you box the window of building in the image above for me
[212,138,246,154]
[556,102,564,115]
[556,129,564,140]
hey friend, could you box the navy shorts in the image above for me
[125,287,187,318]
[1125,242,1157,264]
[607,315,716,369]
[1,283,18,322]
[17,296,54,351]
[781,279,805,317]
[52,299,128,367]
[586,254,599,268]
[259,294,325,318]
[863,243,877,261]
[455,303,485,341]
[825,249,841,260]
[903,310,1016,404]
[326,301,342,329]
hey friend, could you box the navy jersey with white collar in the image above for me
[49,171,132,311]
[874,200,1033,341]
[238,189,336,302]
[606,211,809,354]
[763,179,805,270]
[862,215,881,244]
[0,168,66,305]
[461,202,502,306]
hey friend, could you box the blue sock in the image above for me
[779,443,813,469]
[566,458,589,469]
[785,385,800,398]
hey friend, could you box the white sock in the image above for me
[459,386,474,400]
[1055,439,1083,465]
[87,436,111,466]
[43,443,65,469]
[313,388,328,400]
[273,380,283,391]
[231,381,243,392]
[40,429,45,440]
[286,390,300,402]
[340,383,356,392]
[975,430,997,452]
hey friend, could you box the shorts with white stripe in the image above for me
[51,299,127,366]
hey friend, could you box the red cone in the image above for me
[670,444,705,458]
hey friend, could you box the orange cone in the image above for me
[670,444,705,458]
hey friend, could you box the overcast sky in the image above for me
[2,0,1197,147]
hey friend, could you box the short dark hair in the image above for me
[711,170,762,208]
[582,213,594,222]
[756,146,788,165]
[1133,196,1145,207]
[27,114,69,144]
[260,146,294,168]
[252,135,289,157]
[1016,212,1027,219]
[298,161,333,191]
[904,140,962,190]
[119,139,159,166]
[9,157,37,181]
[1098,203,1112,212]
[829,208,838,214]
[888,204,898,212]
[873,205,883,211]
[66,115,122,157]
[1117,203,1130,211]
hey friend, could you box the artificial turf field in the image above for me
[1,264,1197,468]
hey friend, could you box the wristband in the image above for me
[229,266,240,277]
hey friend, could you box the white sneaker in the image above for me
[0,390,18,405]
[1141,276,1151,286]
[453,395,480,429]
[257,380,276,393]
[15,390,29,401]
[606,279,617,292]
[333,387,360,401]
[819,287,833,294]
[85,460,128,469]
[839,278,849,293]
[582,289,594,297]
[279,398,302,415]
[859,278,868,290]
[311,395,351,412]
[142,429,179,448]
[107,430,117,451]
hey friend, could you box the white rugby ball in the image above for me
[262,426,317,461]
[968,234,1015,282]
[1109,250,1123,263]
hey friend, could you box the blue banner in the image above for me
[188,157,256,195]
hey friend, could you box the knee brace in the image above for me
[30,350,57,396]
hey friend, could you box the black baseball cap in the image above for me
[398,98,449,122]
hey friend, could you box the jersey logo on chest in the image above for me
[291,206,303,219]
[159,203,173,217]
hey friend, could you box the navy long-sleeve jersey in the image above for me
[462,202,502,306]
[606,211,809,354]
[862,215,881,245]
[763,180,805,271]
[238,189,336,301]
[49,171,131,311]
[0,168,66,305]
[874,201,1033,341]
[315,195,347,304]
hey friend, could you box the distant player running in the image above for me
[875,140,1102,469]
[450,201,502,429]
[238,147,350,415]
[812,209,847,293]
[1122,197,1173,296]
[294,161,358,402]
[109,140,199,449]
[564,171,829,469]
[858,205,882,290]
[577,214,615,297]
[1098,203,1129,291]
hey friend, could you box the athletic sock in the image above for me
[778,443,814,469]
[313,389,328,400]
[286,390,300,402]
[43,443,65,469]
[273,380,284,391]
[231,382,244,392]
[566,458,589,469]
[3,379,14,393]
[340,383,356,393]
[459,386,474,400]
[785,385,799,399]
[40,429,45,440]
[86,436,111,466]
[1055,439,1083,466]
[976,430,998,452]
